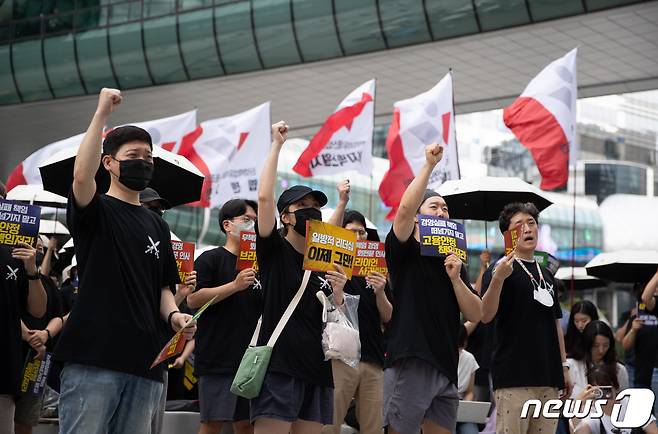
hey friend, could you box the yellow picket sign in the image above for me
[303,220,357,279]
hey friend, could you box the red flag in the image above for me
[503,49,577,190]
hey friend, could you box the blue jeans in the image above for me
[456,422,479,434]
[59,363,163,434]
[653,368,658,417]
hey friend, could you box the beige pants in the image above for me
[0,394,16,433]
[495,387,559,434]
[323,360,383,434]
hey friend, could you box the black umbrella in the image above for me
[437,176,553,247]
[585,251,658,283]
[39,145,204,207]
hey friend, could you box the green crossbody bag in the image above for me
[231,270,311,399]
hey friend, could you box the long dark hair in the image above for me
[565,300,599,357]
[587,363,619,390]
[572,320,619,388]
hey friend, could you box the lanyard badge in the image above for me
[515,258,554,307]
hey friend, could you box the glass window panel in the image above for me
[474,0,530,31]
[527,0,583,21]
[179,0,212,10]
[378,0,430,48]
[108,21,152,88]
[586,0,637,11]
[0,45,21,104]
[13,17,42,40]
[44,34,86,97]
[178,9,224,79]
[108,0,141,25]
[334,0,386,55]
[425,0,479,39]
[143,15,187,84]
[76,27,118,92]
[75,5,104,31]
[143,0,175,18]
[291,0,342,61]
[252,0,300,67]
[12,39,52,101]
[215,1,261,74]
[45,9,75,34]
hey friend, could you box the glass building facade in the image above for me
[0,0,644,104]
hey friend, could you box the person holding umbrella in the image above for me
[0,184,48,433]
[54,88,197,434]
[481,202,572,434]
[383,143,482,434]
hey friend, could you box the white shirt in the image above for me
[575,399,657,434]
[457,349,480,399]
[567,358,630,399]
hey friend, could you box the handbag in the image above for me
[230,270,311,399]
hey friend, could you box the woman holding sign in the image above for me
[383,144,482,434]
[250,122,348,434]
[323,182,393,434]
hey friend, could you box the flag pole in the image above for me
[570,157,577,306]
[369,78,377,223]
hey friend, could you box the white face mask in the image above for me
[230,220,255,236]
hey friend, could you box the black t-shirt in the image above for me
[344,276,391,368]
[465,321,493,386]
[482,259,564,390]
[255,224,332,387]
[54,193,180,382]
[60,283,78,315]
[193,247,262,376]
[384,229,476,386]
[629,295,658,387]
[22,276,63,354]
[0,245,29,396]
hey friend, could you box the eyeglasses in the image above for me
[349,229,367,236]
[231,216,256,224]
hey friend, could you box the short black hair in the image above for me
[102,126,153,157]
[342,209,366,229]
[218,199,257,234]
[498,202,540,234]
[458,324,468,348]
[0,180,5,199]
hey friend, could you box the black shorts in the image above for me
[250,371,333,425]
[199,374,250,422]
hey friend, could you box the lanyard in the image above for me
[514,258,545,289]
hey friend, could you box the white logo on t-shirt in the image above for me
[252,278,262,291]
[145,236,161,259]
[318,276,332,291]
[5,265,18,281]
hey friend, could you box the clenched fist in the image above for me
[96,88,122,117]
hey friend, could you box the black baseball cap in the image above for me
[139,188,172,209]
[277,185,328,213]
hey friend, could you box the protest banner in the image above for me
[150,293,218,368]
[504,227,522,255]
[418,215,467,262]
[637,301,658,327]
[20,352,52,397]
[535,251,560,275]
[353,241,387,277]
[236,231,258,271]
[0,198,40,248]
[303,220,357,279]
[171,240,195,283]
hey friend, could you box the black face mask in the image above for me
[35,252,44,267]
[291,207,322,237]
[113,158,154,191]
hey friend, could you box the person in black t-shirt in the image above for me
[481,202,572,434]
[324,180,393,434]
[54,88,197,434]
[383,144,482,434]
[0,183,47,434]
[251,121,348,434]
[187,198,262,434]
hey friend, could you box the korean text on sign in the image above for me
[303,220,357,279]
[171,240,195,283]
[418,215,468,263]
[0,199,41,248]
[353,241,387,277]
[236,232,258,271]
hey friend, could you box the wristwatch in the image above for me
[562,362,570,369]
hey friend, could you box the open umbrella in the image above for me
[585,250,658,283]
[6,184,68,208]
[39,145,204,207]
[437,176,553,247]
[555,266,605,290]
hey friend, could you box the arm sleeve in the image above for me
[160,227,181,293]
[255,222,281,269]
[384,228,413,271]
[194,252,215,291]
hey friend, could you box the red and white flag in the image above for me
[293,80,375,177]
[503,48,577,190]
[5,110,197,191]
[379,73,460,219]
[178,103,270,208]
